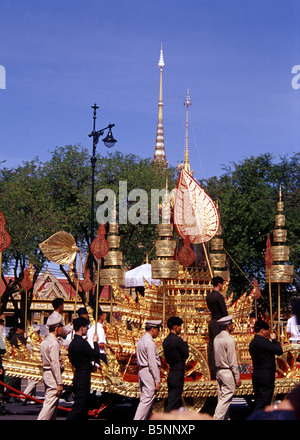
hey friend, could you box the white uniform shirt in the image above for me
[87,322,106,353]
[287,315,300,342]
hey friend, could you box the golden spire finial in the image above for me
[154,44,167,163]
[279,184,282,202]
[183,89,193,175]
[277,184,284,213]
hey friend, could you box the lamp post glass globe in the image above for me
[102,126,117,148]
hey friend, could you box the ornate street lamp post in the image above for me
[88,103,117,279]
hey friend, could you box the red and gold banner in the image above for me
[178,236,195,267]
[265,234,273,269]
[250,278,261,300]
[82,268,94,292]
[0,211,11,253]
[90,223,109,261]
[20,267,33,292]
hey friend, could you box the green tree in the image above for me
[199,153,300,314]
[0,159,59,324]
[42,144,92,249]
[0,146,177,321]
[95,152,177,267]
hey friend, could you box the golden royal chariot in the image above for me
[1,170,299,416]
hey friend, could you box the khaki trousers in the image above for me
[134,368,156,420]
[37,370,60,420]
[213,369,236,420]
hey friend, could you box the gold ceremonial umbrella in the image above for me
[39,231,81,313]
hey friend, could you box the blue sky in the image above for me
[0,0,300,182]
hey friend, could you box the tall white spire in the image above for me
[154,43,167,163]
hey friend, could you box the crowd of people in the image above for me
[0,298,110,420]
[0,279,300,421]
[135,276,300,421]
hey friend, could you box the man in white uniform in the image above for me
[87,308,112,364]
[287,299,300,343]
[134,320,162,420]
[213,314,241,420]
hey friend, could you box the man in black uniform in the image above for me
[249,319,283,412]
[163,316,189,412]
[67,317,100,420]
[206,276,228,379]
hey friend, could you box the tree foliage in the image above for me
[0,145,176,322]
[199,153,300,313]
[0,148,299,323]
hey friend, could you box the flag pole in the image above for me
[74,250,82,316]
[268,269,273,331]
[277,283,281,341]
[95,259,101,335]
[265,234,274,330]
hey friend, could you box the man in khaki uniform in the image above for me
[37,314,64,420]
[134,320,162,420]
[213,315,241,420]
[47,298,73,345]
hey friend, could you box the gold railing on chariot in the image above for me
[3,269,300,406]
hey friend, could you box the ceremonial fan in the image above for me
[173,170,220,331]
[39,231,82,314]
